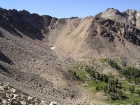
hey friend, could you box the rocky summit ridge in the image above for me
[101,8,140,28]
[0,7,140,105]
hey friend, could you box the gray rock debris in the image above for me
[0,82,47,105]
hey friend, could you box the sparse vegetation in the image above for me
[119,66,140,84]
[68,70,80,80]
[99,58,107,63]
[68,59,140,104]
[129,85,135,93]
[107,59,121,70]
[136,89,140,97]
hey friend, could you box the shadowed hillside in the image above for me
[0,51,13,64]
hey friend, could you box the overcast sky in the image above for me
[0,0,140,18]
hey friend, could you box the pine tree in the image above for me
[104,85,108,93]
[136,89,140,97]
[129,85,135,93]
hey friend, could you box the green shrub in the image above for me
[136,89,140,97]
[68,70,80,80]
[129,85,135,93]
[107,59,121,70]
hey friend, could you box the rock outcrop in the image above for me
[88,17,140,46]
[101,8,140,29]
[0,82,47,105]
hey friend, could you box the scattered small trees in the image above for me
[107,59,121,70]
[103,79,124,100]
[107,59,140,85]
[69,60,140,103]
[120,66,140,84]
[85,66,109,83]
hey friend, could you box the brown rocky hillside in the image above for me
[0,7,140,104]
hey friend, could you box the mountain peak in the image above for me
[104,8,120,12]
[102,8,124,17]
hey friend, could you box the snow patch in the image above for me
[51,46,55,50]
[137,13,140,16]
[50,102,57,105]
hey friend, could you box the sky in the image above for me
[0,0,140,18]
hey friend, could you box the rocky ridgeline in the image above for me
[0,7,54,40]
[92,17,140,45]
[0,82,54,105]
[101,8,140,28]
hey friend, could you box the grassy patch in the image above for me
[75,68,88,80]
[68,63,89,81]
[99,58,107,63]
[108,73,115,78]
[85,80,106,92]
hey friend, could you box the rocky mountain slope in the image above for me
[101,8,140,29]
[0,7,140,104]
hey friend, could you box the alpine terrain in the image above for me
[0,7,140,105]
